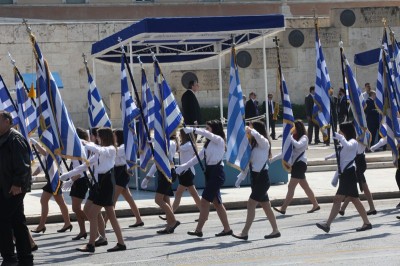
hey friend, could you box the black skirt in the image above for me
[114,165,130,188]
[70,177,89,200]
[156,170,174,196]
[355,153,367,184]
[178,169,195,187]
[336,166,359,198]
[202,164,225,203]
[42,181,62,195]
[291,161,307,179]
[93,170,115,207]
[249,169,270,202]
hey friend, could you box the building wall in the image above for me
[0,5,398,128]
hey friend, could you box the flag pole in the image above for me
[273,37,284,104]
[339,37,349,119]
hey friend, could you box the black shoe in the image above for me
[307,206,320,213]
[195,219,199,222]
[76,244,95,253]
[396,216,400,219]
[187,230,203,237]
[367,210,377,215]
[72,232,88,241]
[215,229,233,237]
[129,222,144,228]
[356,223,372,232]
[31,245,38,252]
[273,207,286,215]
[232,233,248,240]
[264,232,281,239]
[158,215,167,221]
[31,226,46,234]
[94,237,108,247]
[338,210,345,216]
[169,221,181,233]
[57,224,73,233]
[315,140,321,144]
[157,228,172,234]
[316,222,330,233]
[107,243,126,252]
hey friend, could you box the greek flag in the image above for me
[15,69,37,160]
[120,57,140,169]
[226,47,251,171]
[0,76,19,125]
[312,27,331,140]
[138,67,155,170]
[343,52,371,147]
[87,69,111,128]
[390,33,400,100]
[376,29,389,114]
[154,61,183,141]
[280,72,294,172]
[152,80,172,182]
[377,41,400,165]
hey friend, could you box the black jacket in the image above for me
[305,94,314,118]
[181,89,201,125]
[337,96,348,123]
[245,99,258,119]
[0,128,31,197]
[365,97,380,127]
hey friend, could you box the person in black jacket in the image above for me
[337,88,348,124]
[0,111,33,266]
[325,88,338,146]
[365,90,380,146]
[181,80,202,127]
[245,92,259,119]
[305,86,320,144]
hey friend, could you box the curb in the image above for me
[25,191,399,225]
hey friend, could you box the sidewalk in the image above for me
[24,156,399,225]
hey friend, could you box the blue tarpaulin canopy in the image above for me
[22,72,64,89]
[91,14,285,64]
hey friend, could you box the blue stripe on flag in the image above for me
[87,72,112,128]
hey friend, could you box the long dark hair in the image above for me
[97,127,115,147]
[113,129,124,146]
[339,121,356,141]
[205,119,225,147]
[294,120,306,141]
[250,121,272,159]
[76,127,89,141]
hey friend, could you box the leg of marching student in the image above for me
[213,198,231,232]
[104,186,123,225]
[188,186,202,210]
[299,179,319,210]
[280,178,299,212]
[104,206,125,245]
[54,194,72,228]
[260,201,279,235]
[362,183,376,212]
[36,191,52,230]
[326,195,345,226]
[72,197,87,235]
[121,188,143,224]
[350,197,370,225]
[340,197,350,213]
[155,193,175,226]
[172,185,186,212]
[87,205,102,246]
[240,199,257,236]
[196,198,210,232]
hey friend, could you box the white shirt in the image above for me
[336,133,357,172]
[370,137,387,152]
[115,144,127,167]
[61,142,116,182]
[179,142,196,175]
[177,128,225,172]
[291,135,308,164]
[357,142,366,155]
[147,140,177,177]
[240,128,270,177]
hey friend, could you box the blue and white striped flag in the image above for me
[0,75,19,125]
[87,70,111,128]
[312,27,331,140]
[15,69,37,160]
[343,52,371,147]
[138,67,155,170]
[226,47,251,171]
[390,33,400,101]
[154,61,183,141]
[280,72,294,172]
[120,57,140,169]
[375,29,400,166]
[152,80,172,182]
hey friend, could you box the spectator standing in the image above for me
[245,92,259,119]
[263,93,277,140]
[361,83,371,102]
[181,80,202,127]
[0,110,33,266]
[305,86,320,145]
[325,88,338,146]
[337,88,348,124]
[365,90,380,146]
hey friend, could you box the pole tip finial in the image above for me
[382,18,387,27]
[82,53,88,66]
[22,18,31,34]
[339,40,343,48]
[8,52,16,66]
[118,37,125,52]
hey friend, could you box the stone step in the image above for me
[307,161,394,172]
[307,155,392,166]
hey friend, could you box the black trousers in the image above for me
[0,192,33,265]
[269,115,276,139]
[307,119,320,143]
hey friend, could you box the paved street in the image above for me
[28,199,400,265]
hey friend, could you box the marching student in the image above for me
[171,128,201,215]
[30,139,73,234]
[271,120,320,215]
[316,121,372,233]
[176,120,232,238]
[61,127,126,253]
[232,121,280,240]
[104,129,143,228]
[65,127,90,240]
[141,135,180,234]
[326,138,376,216]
